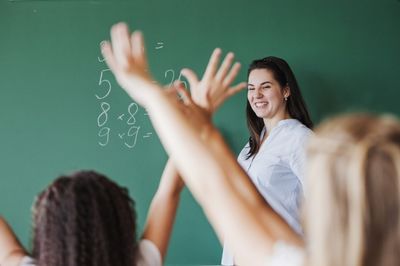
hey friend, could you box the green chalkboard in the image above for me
[1,0,399,264]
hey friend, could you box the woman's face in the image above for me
[247,68,289,120]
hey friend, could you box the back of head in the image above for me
[305,114,400,266]
[32,171,137,266]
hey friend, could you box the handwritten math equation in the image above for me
[95,41,187,149]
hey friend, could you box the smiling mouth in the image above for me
[254,102,268,108]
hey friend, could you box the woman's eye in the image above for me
[248,87,255,90]
[263,86,271,89]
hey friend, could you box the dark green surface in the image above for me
[1,0,399,264]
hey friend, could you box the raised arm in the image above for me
[101,23,301,265]
[142,159,184,261]
[0,217,27,266]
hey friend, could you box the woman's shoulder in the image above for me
[288,119,313,135]
[280,119,313,143]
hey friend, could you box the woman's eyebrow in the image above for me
[248,81,272,86]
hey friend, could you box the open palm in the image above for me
[181,48,247,115]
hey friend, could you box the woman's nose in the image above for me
[254,88,263,98]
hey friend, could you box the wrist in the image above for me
[143,86,169,112]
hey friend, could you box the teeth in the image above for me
[255,102,268,108]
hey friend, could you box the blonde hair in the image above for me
[305,114,400,266]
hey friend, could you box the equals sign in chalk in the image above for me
[143,132,152,138]
[155,42,164,49]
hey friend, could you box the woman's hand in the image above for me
[168,81,214,140]
[180,48,247,115]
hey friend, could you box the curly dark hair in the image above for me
[31,171,138,266]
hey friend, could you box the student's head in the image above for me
[31,171,137,266]
[246,56,313,157]
[305,114,400,266]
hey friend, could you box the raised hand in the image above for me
[101,23,159,108]
[180,48,247,115]
[162,81,213,138]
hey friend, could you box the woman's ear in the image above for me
[283,86,291,99]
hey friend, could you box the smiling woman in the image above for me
[221,57,313,265]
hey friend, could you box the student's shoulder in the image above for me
[1,250,29,266]
[267,241,305,266]
[3,255,36,266]
[19,256,36,266]
[136,239,162,266]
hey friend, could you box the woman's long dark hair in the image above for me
[32,171,137,266]
[246,56,313,158]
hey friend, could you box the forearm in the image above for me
[142,159,183,261]
[0,217,26,266]
[142,191,180,260]
[147,96,224,198]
